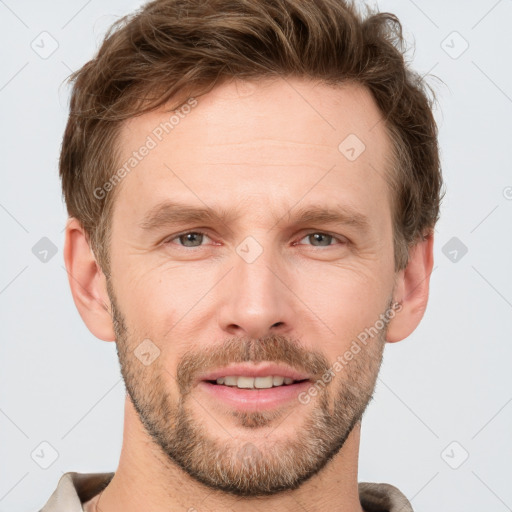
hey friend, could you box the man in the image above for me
[40,0,443,510]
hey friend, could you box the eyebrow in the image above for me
[139,200,244,231]
[138,200,372,234]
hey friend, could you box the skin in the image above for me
[64,77,434,512]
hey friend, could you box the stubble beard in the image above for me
[108,279,388,497]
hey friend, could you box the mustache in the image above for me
[176,333,331,394]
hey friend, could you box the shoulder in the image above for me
[358,481,414,512]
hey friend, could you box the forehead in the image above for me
[112,77,394,230]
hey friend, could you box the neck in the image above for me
[97,395,365,512]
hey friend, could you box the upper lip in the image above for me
[197,363,312,383]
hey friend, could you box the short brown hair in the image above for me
[60,0,444,275]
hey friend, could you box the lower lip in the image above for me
[197,380,312,412]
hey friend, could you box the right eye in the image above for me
[163,231,213,248]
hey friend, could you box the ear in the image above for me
[386,231,435,343]
[63,217,116,342]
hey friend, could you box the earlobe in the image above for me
[386,231,435,343]
[63,217,116,342]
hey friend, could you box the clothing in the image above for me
[39,471,414,512]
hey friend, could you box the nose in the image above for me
[216,243,295,339]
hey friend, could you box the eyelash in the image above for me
[163,230,348,249]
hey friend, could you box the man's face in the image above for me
[107,77,398,496]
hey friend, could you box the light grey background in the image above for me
[1,0,511,511]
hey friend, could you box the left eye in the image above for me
[297,232,345,247]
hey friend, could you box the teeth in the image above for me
[273,376,284,386]
[237,376,255,388]
[214,375,301,389]
[255,376,274,388]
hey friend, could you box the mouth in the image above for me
[196,363,314,412]
[204,375,310,389]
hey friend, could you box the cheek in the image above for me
[291,263,389,351]
[117,258,190,310]
[116,262,216,352]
